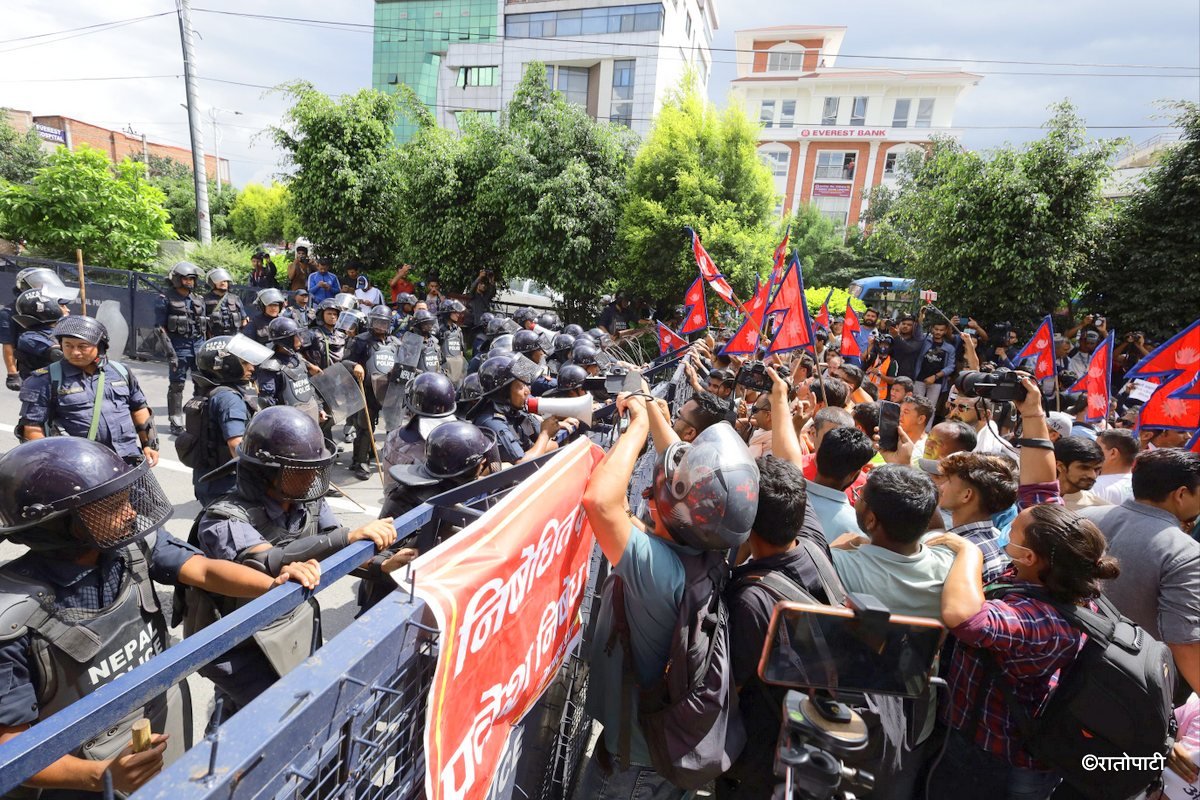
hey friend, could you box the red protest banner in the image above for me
[411,438,603,800]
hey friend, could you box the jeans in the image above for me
[573,749,689,800]
[912,380,943,430]
[928,728,1061,800]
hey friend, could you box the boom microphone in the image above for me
[526,395,593,427]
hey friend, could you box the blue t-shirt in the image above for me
[586,527,691,766]
[307,272,341,304]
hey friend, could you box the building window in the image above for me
[766,50,805,72]
[812,193,851,227]
[453,110,497,126]
[554,65,590,107]
[815,150,857,181]
[883,152,900,177]
[760,150,790,178]
[915,98,935,128]
[760,100,776,128]
[506,4,663,39]
[893,98,912,128]
[455,66,498,88]
[780,100,796,128]
[821,97,839,126]
[610,59,635,127]
[850,96,868,126]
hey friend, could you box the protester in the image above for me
[247,251,278,290]
[306,259,341,305]
[1093,428,1138,503]
[900,395,933,463]
[1053,435,1110,511]
[287,246,313,291]
[936,452,1017,583]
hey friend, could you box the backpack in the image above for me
[175,386,237,469]
[727,539,848,607]
[982,585,1177,800]
[609,549,744,790]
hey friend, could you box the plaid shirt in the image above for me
[950,519,1010,585]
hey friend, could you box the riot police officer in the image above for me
[202,268,246,338]
[2,268,78,391]
[155,261,207,434]
[244,287,287,344]
[344,305,405,480]
[305,300,353,371]
[471,311,496,355]
[186,334,272,505]
[513,329,556,396]
[537,311,562,333]
[547,332,576,377]
[12,289,66,379]
[285,289,315,326]
[393,292,418,333]
[471,354,571,464]
[379,371,456,484]
[563,323,585,338]
[0,437,319,795]
[188,406,391,715]
[408,308,443,374]
[360,421,500,611]
[18,316,159,465]
[256,316,322,425]
[513,306,538,332]
[439,299,468,382]
[456,373,483,418]
[569,343,603,377]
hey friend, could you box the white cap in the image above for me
[1047,411,1074,439]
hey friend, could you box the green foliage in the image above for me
[615,74,778,303]
[0,145,174,269]
[271,82,405,267]
[152,237,257,279]
[805,286,866,315]
[868,102,1117,328]
[1082,102,1200,340]
[0,112,48,184]
[783,205,891,289]
[151,172,238,240]
[394,63,636,314]
[228,183,298,245]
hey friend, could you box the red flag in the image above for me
[1066,333,1114,422]
[657,321,688,355]
[1013,316,1057,381]
[1126,318,1200,379]
[690,229,738,307]
[813,288,834,331]
[721,278,771,356]
[767,226,790,296]
[1187,426,1200,453]
[765,256,816,355]
[841,304,862,358]
[1138,369,1200,431]
[679,275,708,335]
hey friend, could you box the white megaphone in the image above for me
[526,395,593,427]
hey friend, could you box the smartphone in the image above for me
[878,400,901,452]
[758,602,946,698]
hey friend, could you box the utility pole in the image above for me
[208,108,241,197]
[175,0,211,244]
[141,134,149,176]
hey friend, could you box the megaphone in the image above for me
[526,395,593,427]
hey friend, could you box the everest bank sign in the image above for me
[798,127,889,138]
[410,437,603,800]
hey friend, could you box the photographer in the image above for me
[248,250,278,290]
[287,246,313,292]
[1113,329,1150,381]
[466,267,496,327]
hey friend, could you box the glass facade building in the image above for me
[372,0,499,143]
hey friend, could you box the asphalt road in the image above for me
[0,356,391,741]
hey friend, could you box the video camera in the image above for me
[735,360,773,393]
[989,321,1014,343]
[956,368,1028,402]
[760,595,946,800]
[582,367,643,399]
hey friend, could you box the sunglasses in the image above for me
[950,402,975,412]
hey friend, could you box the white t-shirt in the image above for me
[1093,473,1133,505]
[355,286,385,307]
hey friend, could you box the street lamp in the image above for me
[208,107,242,194]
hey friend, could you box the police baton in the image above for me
[354,375,387,487]
[76,249,87,316]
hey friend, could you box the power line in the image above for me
[0,13,173,54]
[192,7,1200,74]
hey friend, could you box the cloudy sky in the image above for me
[3,0,1197,186]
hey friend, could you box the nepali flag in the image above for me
[1126,318,1200,431]
[657,321,689,355]
[1066,333,1114,422]
[767,225,791,297]
[841,304,863,358]
[721,278,772,356]
[1014,315,1057,381]
[765,255,817,356]
[813,288,835,331]
[689,228,738,307]
[1126,318,1200,380]
[679,275,708,335]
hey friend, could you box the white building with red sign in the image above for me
[729,25,981,225]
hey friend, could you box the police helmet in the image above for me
[197,334,272,384]
[411,309,437,336]
[317,298,339,313]
[0,438,173,552]
[367,305,393,335]
[53,315,109,353]
[513,307,538,327]
[478,354,541,402]
[512,329,543,356]
[169,261,203,289]
[332,293,358,313]
[563,324,584,337]
[486,316,519,337]
[586,327,605,341]
[488,333,514,355]
[405,372,457,437]
[537,311,561,331]
[442,299,466,316]
[551,364,588,395]
[550,333,576,360]
[236,406,334,500]
[573,333,597,348]
[570,343,600,368]
[652,422,759,551]
[478,312,496,328]
[456,373,483,414]
[389,422,498,486]
[397,292,418,309]
[254,288,287,312]
[206,268,233,290]
[14,267,79,302]
[13,289,64,328]
[267,316,303,352]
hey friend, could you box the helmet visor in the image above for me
[72,462,174,550]
[225,334,274,367]
[278,464,333,501]
[336,311,361,334]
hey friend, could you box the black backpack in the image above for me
[608,549,744,790]
[982,585,1177,800]
[727,539,848,608]
[175,386,236,469]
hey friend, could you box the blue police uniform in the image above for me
[472,401,535,463]
[192,387,255,505]
[203,290,246,338]
[531,373,557,397]
[0,305,16,348]
[15,327,60,379]
[156,287,206,431]
[18,360,149,461]
[243,312,274,345]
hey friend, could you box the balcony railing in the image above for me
[814,164,855,180]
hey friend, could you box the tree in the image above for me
[1082,102,1200,340]
[394,65,635,313]
[228,183,299,246]
[615,74,778,304]
[0,112,47,184]
[868,102,1117,328]
[0,145,173,269]
[271,82,405,266]
[151,173,238,241]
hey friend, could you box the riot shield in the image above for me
[95,300,129,359]
[379,377,411,432]
[311,361,366,423]
[444,354,466,384]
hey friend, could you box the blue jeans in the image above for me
[573,753,689,800]
[929,728,1061,800]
